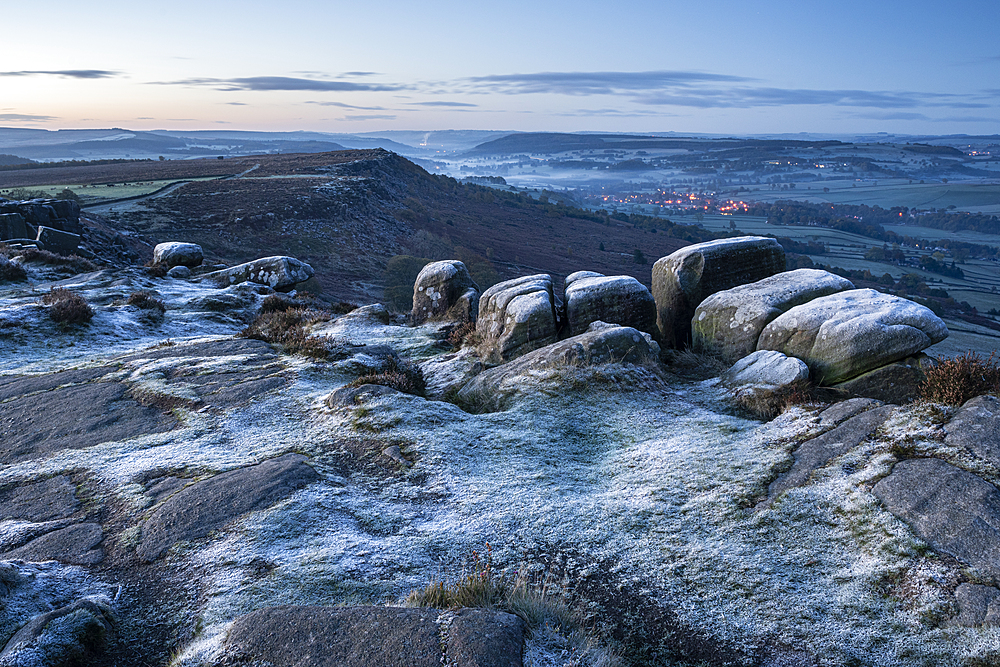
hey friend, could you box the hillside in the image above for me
[74,150,700,302]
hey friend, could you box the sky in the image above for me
[1,0,998,136]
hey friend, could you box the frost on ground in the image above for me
[2,267,999,665]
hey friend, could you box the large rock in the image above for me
[202,256,314,291]
[873,458,1000,581]
[757,289,948,385]
[955,583,1000,626]
[945,395,1000,468]
[0,598,115,664]
[721,350,809,392]
[458,322,659,411]
[0,213,28,241]
[831,354,932,404]
[476,274,558,364]
[410,260,479,325]
[36,225,80,254]
[136,453,320,562]
[692,269,854,363]
[564,273,656,337]
[153,242,204,268]
[652,237,785,349]
[217,605,525,667]
[2,522,104,565]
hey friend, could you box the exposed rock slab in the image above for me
[476,274,558,364]
[873,458,1000,581]
[153,242,204,268]
[2,523,104,565]
[0,476,79,522]
[0,381,178,465]
[945,395,1000,468]
[459,322,658,411]
[757,289,948,385]
[766,404,895,501]
[36,225,80,254]
[218,605,524,667]
[410,260,479,325]
[564,273,656,337]
[955,583,1000,627]
[202,256,314,291]
[817,398,881,427]
[652,236,785,349]
[692,269,854,363]
[136,453,320,562]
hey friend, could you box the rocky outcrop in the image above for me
[216,605,525,667]
[692,269,854,363]
[476,274,558,364]
[0,213,28,241]
[410,260,479,325]
[831,354,932,404]
[652,236,785,349]
[202,256,314,291]
[0,198,82,235]
[564,272,656,337]
[36,225,81,254]
[137,453,320,562]
[153,242,204,269]
[721,350,809,394]
[874,458,1000,581]
[757,289,948,385]
[458,322,659,411]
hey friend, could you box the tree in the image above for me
[633,248,647,264]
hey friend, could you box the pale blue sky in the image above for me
[1,0,997,135]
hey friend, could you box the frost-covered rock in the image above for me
[153,242,204,269]
[692,269,854,363]
[721,350,809,392]
[757,289,949,384]
[202,256,314,291]
[955,583,1000,627]
[476,274,558,364]
[564,273,656,337]
[458,322,659,411]
[652,236,785,349]
[874,458,1000,580]
[216,606,525,667]
[166,265,192,280]
[0,597,115,665]
[410,260,479,325]
[945,394,1000,467]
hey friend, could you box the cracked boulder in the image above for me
[692,268,854,364]
[757,289,948,385]
[476,274,558,364]
[202,256,314,291]
[564,272,656,337]
[410,260,479,325]
[652,236,785,349]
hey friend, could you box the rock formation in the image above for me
[410,260,479,325]
[476,274,558,364]
[564,272,656,337]
[152,242,204,269]
[652,236,785,348]
[201,255,314,291]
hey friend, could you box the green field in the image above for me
[0,177,216,204]
[738,179,1000,214]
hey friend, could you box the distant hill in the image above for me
[467,132,845,156]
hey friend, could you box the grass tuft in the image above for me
[41,287,94,325]
[346,356,426,396]
[447,321,480,351]
[920,351,1000,405]
[16,247,96,274]
[126,291,166,314]
[0,256,27,282]
[406,545,615,667]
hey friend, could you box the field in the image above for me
[0,177,220,205]
[731,178,1000,214]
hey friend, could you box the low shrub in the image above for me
[126,291,166,314]
[42,287,94,325]
[920,351,1000,405]
[347,355,426,396]
[239,307,337,359]
[17,247,96,274]
[0,257,26,282]
[447,321,479,350]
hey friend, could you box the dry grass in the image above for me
[238,307,340,359]
[16,247,96,273]
[346,355,426,396]
[126,291,166,314]
[920,351,1000,405]
[41,287,94,325]
[446,321,479,351]
[405,545,616,667]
